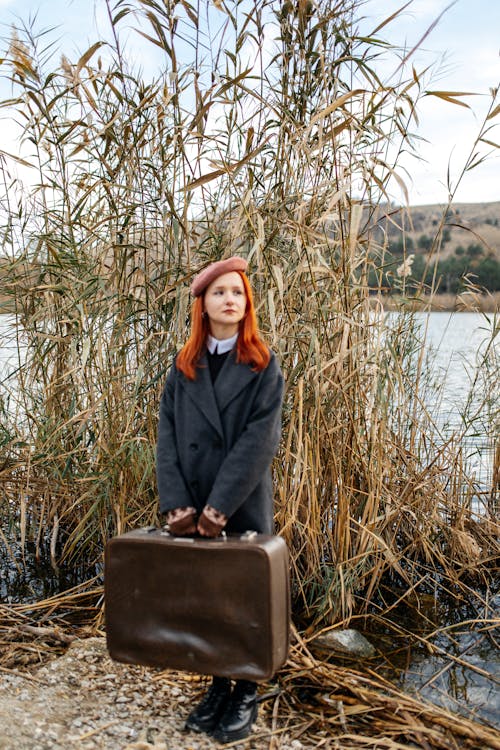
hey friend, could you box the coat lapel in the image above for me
[179,355,224,437]
[214,350,258,412]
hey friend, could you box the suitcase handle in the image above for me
[141,526,259,542]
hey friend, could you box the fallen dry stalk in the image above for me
[0,600,498,750]
[279,641,500,750]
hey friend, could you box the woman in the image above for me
[156,256,284,743]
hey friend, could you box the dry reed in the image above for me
[0,0,498,635]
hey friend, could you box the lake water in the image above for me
[393,311,498,496]
[414,310,497,416]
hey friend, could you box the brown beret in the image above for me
[190,256,248,297]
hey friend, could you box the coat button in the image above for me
[189,443,199,451]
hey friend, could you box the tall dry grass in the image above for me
[0,0,498,625]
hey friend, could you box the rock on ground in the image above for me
[0,637,308,750]
[309,628,375,658]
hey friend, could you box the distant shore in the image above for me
[369,292,500,313]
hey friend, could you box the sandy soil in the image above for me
[0,637,307,750]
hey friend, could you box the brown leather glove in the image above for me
[197,506,227,537]
[167,508,197,536]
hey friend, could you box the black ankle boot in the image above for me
[185,676,231,734]
[212,679,258,743]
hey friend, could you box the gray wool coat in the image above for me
[156,349,284,534]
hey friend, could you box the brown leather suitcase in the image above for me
[104,528,290,681]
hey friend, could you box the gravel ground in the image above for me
[0,637,309,750]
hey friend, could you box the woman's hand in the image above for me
[197,505,227,537]
[167,507,197,536]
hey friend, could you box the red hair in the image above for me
[176,271,270,380]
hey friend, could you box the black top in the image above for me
[207,349,230,383]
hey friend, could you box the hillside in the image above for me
[1,202,499,314]
[377,201,500,259]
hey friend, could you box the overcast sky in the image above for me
[365,0,500,206]
[1,0,499,206]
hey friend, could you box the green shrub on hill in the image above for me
[370,243,500,295]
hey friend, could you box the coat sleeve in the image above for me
[206,354,284,520]
[156,362,193,515]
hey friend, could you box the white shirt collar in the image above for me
[207,332,238,355]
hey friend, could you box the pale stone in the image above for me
[309,628,375,657]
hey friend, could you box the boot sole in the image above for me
[185,718,216,733]
[184,689,231,734]
[185,708,228,734]
[212,703,258,743]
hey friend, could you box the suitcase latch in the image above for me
[241,530,258,541]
